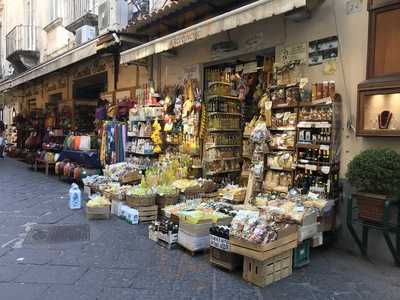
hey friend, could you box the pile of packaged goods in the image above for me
[103,162,141,183]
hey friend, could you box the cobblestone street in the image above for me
[0,158,399,300]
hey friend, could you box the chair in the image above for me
[347,196,400,266]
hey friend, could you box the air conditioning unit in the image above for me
[98,0,128,35]
[76,25,97,45]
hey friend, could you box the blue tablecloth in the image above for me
[58,150,101,169]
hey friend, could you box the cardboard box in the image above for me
[298,223,318,242]
[179,220,213,237]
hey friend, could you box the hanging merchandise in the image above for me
[151,119,162,154]
[101,121,127,165]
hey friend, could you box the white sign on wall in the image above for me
[276,43,307,65]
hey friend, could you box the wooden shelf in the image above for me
[208,112,242,117]
[206,169,242,176]
[207,95,240,101]
[208,128,241,133]
[296,143,330,150]
[207,81,232,87]
[298,97,334,107]
[272,103,298,109]
[205,144,241,150]
[267,166,295,172]
[269,127,297,131]
[269,146,295,151]
[204,157,241,162]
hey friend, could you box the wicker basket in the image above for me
[181,186,203,200]
[126,194,156,208]
[120,172,142,184]
[201,181,218,194]
[103,191,125,202]
[157,193,179,209]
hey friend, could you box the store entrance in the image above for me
[202,50,275,184]
[73,72,107,133]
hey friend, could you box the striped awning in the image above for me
[120,0,306,64]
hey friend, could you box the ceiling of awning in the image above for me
[120,0,307,64]
[124,0,256,38]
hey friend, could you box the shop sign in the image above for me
[244,32,264,50]
[73,59,108,79]
[47,78,67,92]
[276,43,307,65]
[169,29,200,49]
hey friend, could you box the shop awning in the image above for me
[120,0,306,64]
[0,39,98,93]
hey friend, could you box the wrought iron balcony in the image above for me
[64,0,98,33]
[6,25,40,73]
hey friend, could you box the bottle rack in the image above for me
[203,67,243,180]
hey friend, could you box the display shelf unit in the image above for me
[203,66,243,181]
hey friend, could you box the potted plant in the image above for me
[346,148,400,223]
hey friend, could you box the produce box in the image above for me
[158,231,178,244]
[86,206,110,220]
[120,171,142,184]
[210,247,243,271]
[312,232,323,247]
[302,211,317,226]
[298,223,318,242]
[126,194,156,208]
[179,220,213,237]
[230,225,297,261]
[293,239,310,268]
[243,250,293,287]
[178,229,210,252]
[135,205,158,223]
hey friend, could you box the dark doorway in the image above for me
[73,72,107,133]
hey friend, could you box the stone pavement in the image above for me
[0,158,399,300]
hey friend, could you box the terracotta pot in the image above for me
[353,192,387,223]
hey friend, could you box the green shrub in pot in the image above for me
[346,148,400,222]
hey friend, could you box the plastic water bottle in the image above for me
[69,183,82,210]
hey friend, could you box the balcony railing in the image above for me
[64,0,98,32]
[6,25,40,59]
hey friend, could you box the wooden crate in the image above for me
[134,205,158,223]
[126,194,156,208]
[210,247,243,271]
[243,250,293,287]
[86,206,111,220]
[230,225,298,261]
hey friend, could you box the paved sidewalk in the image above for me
[0,157,399,300]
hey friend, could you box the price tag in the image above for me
[295,206,305,212]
